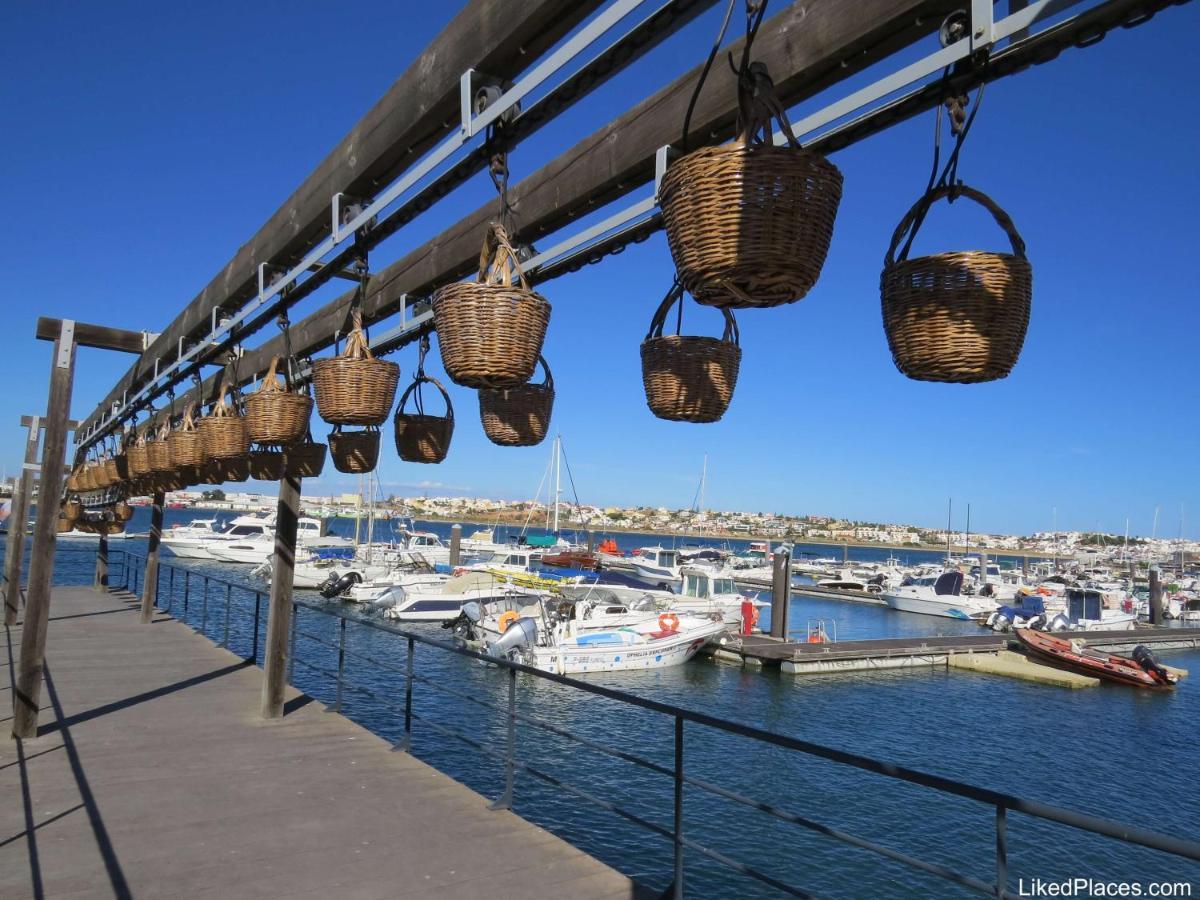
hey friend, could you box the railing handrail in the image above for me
[105,548,1200,872]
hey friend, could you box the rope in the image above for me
[681,0,738,153]
[486,122,515,236]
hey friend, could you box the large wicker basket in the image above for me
[199,386,250,459]
[478,356,554,447]
[169,405,206,468]
[127,433,151,478]
[640,283,741,423]
[284,439,327,478]
[249,449,286,481]
[659,66,842,310]
[312,312,399,426]
[328,427,380,474]
[433,222,551,389]
[102,458,120,485]
[147,424,173,474]
[394,375,454,464]
[246,356,314,443]
[880,184,1032,383]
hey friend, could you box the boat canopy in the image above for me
[524,534,559,548]
[933,571,964,596]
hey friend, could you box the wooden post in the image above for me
[13,327,77,740]
[449,524,462,567]
[1149,567,1163,626]
[586,530,595,553]
[261,476,301,719]
[769,547,791,639]
[139,491,165,623]
[94,529,109,591]
[4,417,41,625]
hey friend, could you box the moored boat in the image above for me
[1013,628,1179,689]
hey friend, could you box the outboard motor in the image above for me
[1131,645,1173,683]
[990,611,1012,633]
[317,571,341,595]
[320,570,362,600]
[487,617,538,660]
[1048,614,1070,632]
[460,601,482,624]
[1027,614,1048,631]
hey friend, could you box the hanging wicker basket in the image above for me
[169,405,206,468]
[478,356,554,447]
[199,385,251,459]
[127,433,151,478]
[57,516,75,534]
[147,420,174,474]
[114,447,130,481]
[249,449,286,481]
[66,466,81,492]
[283,438,327,478]
[63,499,82,522]
[394,375,454,464]
[659,66,842,309]
[640,282,741,423]
[102,457,120,485]
[880,184,1032,384]
[312,313,399,426]
[246,356,314,443]
[433,223,551,389]
[328,427,380,474]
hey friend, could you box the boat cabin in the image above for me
[680,567,738,599]
[637,547,679,570]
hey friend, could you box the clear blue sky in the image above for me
[2,2,1197,538]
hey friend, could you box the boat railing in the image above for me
[93,548,1200,898]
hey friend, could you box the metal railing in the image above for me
[97,548,1200,898]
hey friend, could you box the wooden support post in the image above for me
[261,476,301,719]
[139,491,165,623]
[1149,567,1163,626]
[770,547,791,639]
[4,417,41,625]
[94,529,109,591]
[449,524,462,568]
[586,530,595,553]
[13,327,77,740]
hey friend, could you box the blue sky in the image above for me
[2,2,1197,538]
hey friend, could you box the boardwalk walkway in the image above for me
[1,586,640,899]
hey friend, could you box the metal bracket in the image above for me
[969,0,994,52]
[140,331,159,350]
[462,70,520,138]
[654,145,680,202]
[332,193,376,245]
[56,319,75,369]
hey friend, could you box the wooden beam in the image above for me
[21,415,79,429]
[4,419,42,625]
[261,476,301,718]
[36,317,147,354]
[79,0,609,434]
[156,0,957,420]
[13,330,77,739]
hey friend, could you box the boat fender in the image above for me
[658,612,680,633]
[497,610,520,633]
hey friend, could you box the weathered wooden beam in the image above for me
[20,415,80,429]
[79,0,609,434]
[13,331,77,739]
[4,418,42,625]
[139,491,165,623]
[261,476,301,718]
[36,317,148,354]
[140,0,959,421]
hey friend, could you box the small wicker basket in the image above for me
[394,375,454,464]
[169,405,206,468]
[478,356,554,447]
[659,66,842,309]
[312,311,399,426]
[127,432,151,478]
[199,385,250,459]
[328,427,380,474]
[880,184,1032,384]
[433,222,551,389]
[246,356,313,443]
[640,282,741,423]
[283,439,327,478]
[249,449,286,481]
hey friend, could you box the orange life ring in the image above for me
[750,607,760,626]
[659,612,680,633]
[808,633,823,644]
[497,610,520,633]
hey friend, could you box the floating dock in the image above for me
[715,628,1200,678]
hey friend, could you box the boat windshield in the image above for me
[682,574,709,598]
[227,525,265,536]
[712,577,737,595]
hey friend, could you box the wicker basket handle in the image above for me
[477,221,531,291]
[180,403,198,432]
[886,184,1026,267]
[646,282,740,346]
[257,356,288,393]
[397,375,454,422]
[339,309,377,361]
[210,384,237,418]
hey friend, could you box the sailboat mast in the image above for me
[945,498,952,565]
[964,503,971,558]
[699,454,707,537]
[553,434,561,534]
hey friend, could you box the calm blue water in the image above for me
[8,508,1198,898]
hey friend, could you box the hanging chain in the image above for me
[486,122,515,235]
[276,311,296,388]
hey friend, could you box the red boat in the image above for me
[540,547,601,571]
[1014,628,1178,690]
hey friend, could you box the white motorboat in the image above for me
[160,518,225,558]
[164,514,271,560]
[627,546,683,588]
[882,571,999,620]
[1047,588,1138,632]
[382,573,536,622]
[468,596,727,675]
[208,516,350,564]
[673,566,763,625]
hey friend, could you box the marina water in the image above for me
[17,508,1199,898]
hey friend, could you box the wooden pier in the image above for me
[1,586,641,899]
[717,628,1200,676]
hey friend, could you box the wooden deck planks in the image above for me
[1,587,642,899]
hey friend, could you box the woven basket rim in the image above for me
[887,251,1029,269]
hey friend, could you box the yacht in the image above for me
[208,516,350,564]
[628,546,683,589]
[163,514,271,560]
[882,571,999,620]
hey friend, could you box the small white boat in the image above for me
[1047,588,1137,632]
[627,546,683,589]
[208,516,351,564]
[160,518,225,558]
[882,571,998,620]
